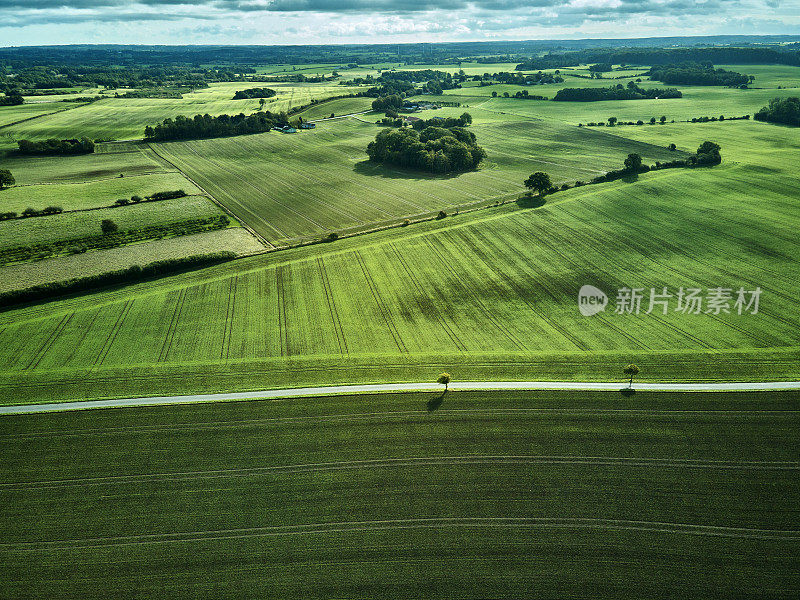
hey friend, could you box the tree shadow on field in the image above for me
[621,173,639,183]
[619,388,636,397]
[354,160,461,181]
[427,392,446,412]
[516,193,547,208]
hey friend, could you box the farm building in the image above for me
[300,122,316,129]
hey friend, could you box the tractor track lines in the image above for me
[4,517,798,551]
[4,455,799,492]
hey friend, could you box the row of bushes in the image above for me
[0,190,188,221]
[554,83,682,102]
[0,252,237,308]
[0,214,230,265]
[17,137,95,155]
[689,115,750,123]
[528,143,722,198]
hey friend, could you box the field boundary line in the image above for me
[3,380,800,414]
[145,142,275,250]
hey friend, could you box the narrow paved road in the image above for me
[2,381,799,415]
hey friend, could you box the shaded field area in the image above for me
[150,115,681,245]
[1,390,798,598]
[0,228,265,294]
[0,195,226,251]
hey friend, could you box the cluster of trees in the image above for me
[0,169,14,190]
[372,94,403,111]
[647,63,751,87]
[0,252,236,308]
[588,63,613,74]
[0,93,23,105]
[367,122,485,174]
[754,97,800,126]
[232,87,277,100]
[17,137,94,155]
[554,82,682,102]
[409,113,473,130]
[144,111,285,141]
[483,71,563,85]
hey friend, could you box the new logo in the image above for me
[578,285,608,316]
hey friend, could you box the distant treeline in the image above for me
[0,93,23,105]
[754,97,800,126]
[232,87,277,100]
[553,82,681,101]
[144,111,286,141]
[0,252,236,309]
[647,63,751,87]
[117,89,184,99]
[17,137,95,155]
[516,46,800,71]
[367,113,485,174]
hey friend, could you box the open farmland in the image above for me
[0,82,364,142]
[0,150,799,401]
[150,114,682,245]
[1,390,798,598]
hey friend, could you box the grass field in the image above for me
[1,389,798,598]
[150,114,682,245]
[0,82,366,142]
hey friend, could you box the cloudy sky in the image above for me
[1,0,798,46]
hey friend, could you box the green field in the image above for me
[0,150,798,401]
[0,82,366,142]
[150,113,682,245]
[0,61,798,405]
[1,390,798,598]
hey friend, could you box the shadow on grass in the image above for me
[516,193,547,208]
[427,392,446,412]
[354,160,463,181]
[619,388,636,397]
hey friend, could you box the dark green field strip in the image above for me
[2,528,797,599]
[0,391,798,598]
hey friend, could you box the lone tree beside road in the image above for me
[437,373,451,393]
[524,172,551,196]
[0,169,14,190]
[624,364,640,388]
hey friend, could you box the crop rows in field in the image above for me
[1,390,798,598]
[0,162,798,374]
[150,116,681,245]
